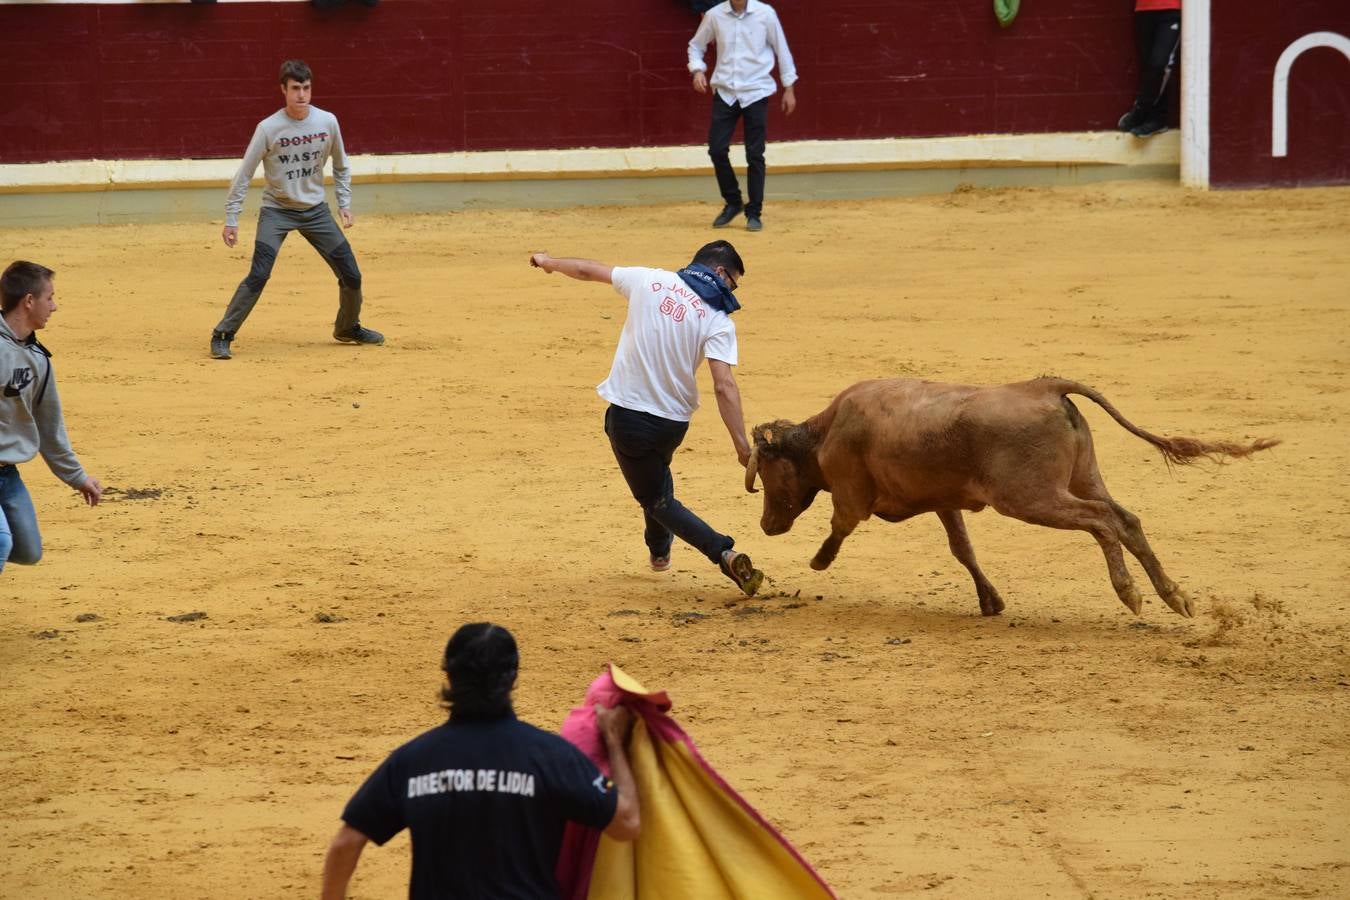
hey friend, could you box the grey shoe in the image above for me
[712,203,744,228]
[210,330,233,360]
[335,323,385,345]
[746,216,763,232]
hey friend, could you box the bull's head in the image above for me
[745,420,822,536]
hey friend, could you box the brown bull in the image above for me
[745,377,1279,617]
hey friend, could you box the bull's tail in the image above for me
[1048,378,1281,466]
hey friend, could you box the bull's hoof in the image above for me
[979,597,1005,616]
[1163,588,1195,618]
[809,555,832,571]
[1120,588,1144,616]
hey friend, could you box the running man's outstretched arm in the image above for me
[529,252,614,284]
[709,359,752,467]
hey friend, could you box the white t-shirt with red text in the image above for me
[597,267,739,422]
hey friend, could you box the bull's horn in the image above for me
[744,446,760,493]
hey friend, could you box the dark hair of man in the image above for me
[279,59,313,86]
[690,240,745,277]
[440,623,519,721]
[1,261,54,314]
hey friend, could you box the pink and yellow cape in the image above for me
[556,665,836,900]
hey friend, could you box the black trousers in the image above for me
[708,94,769,218]
[604,405,734,565]
[1133,10,1181,119]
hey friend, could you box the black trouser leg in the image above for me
[742,98,769,218]
[708,94,745,208]
[604,405,734,565]
[1134,10,1181,118]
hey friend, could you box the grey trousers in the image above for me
[215,203,363,336]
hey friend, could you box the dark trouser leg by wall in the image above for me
[604,405,734,565]
[742,98,769,218]
[1134,10,1180,119]
[215,208,290,335]
[298,205,364,335]
[708,94,745,207]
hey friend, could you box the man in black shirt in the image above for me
[320,623,640,899]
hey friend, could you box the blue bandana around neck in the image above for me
[675,263,740,314]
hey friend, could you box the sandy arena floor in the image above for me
[1,182,1348,898]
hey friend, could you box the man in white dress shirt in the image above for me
[688,0,798,232]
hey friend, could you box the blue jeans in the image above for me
[604,405,734,565]
[0,465,43,572]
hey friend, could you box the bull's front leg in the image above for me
[936,509,1005,616]
[810,505,864,570]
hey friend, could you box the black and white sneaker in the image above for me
[335,324,385,345]
[210,330,233,360]
[1131,118,1169,138]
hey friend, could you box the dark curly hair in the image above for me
[440,623,518,721]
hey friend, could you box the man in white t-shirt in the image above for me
[529,241,763,596]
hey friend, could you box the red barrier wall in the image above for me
[0,0,1141,164]
[1210,6,1350,188]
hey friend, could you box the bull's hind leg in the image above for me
[1000,493,1145,615]
[1107,499,1193,617]
[936,510,1005,616]
[1071,471,1194,618]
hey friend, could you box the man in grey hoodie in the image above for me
[0,261,102,573]
[210,59,383,359]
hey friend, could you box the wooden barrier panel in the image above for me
[0,0,1141,164]
[1209,4,1350,188]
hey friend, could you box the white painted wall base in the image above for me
[0,133,1180,226]
[1,132,1179,194]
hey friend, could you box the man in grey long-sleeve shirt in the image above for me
[1,261,102,573]
[211,59,384,360]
